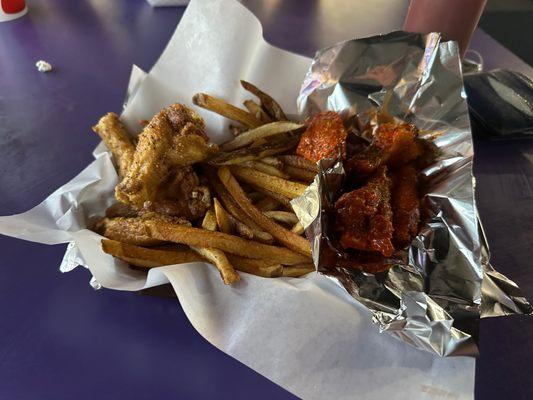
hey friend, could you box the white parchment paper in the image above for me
[0,0,475,398]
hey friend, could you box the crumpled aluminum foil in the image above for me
[292,31,532,357]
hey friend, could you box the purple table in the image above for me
[1,1,532,399]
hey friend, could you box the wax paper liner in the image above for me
[0,0,484,398]
[292,31,532,357]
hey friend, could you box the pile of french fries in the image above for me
[94,81,318,285]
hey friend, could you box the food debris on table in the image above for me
[35,60,53,72]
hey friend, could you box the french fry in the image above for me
[255,196,279,212]
[241,80,288,121]
[96,217,164,246]
[192,93,262,128]
[254,187,292,209]
[101,239,203,268]
[291,222,304,235]
[277,155,318,172]
[281,263,315,277]
[227,255,283,278]
[243,99,272,124]
[144,220,310,264]
[221,121,303,151]
[208,134,299,165]
[264,211,299,225]
[244,161,289,179]
[230,166,308,199]
[217,167,312,257]
[284,166,317,183]
[191,246,240,285]
[92,113,136,178]
[201,208,218,231]
[259,156,282,167]
[213,198,233,234]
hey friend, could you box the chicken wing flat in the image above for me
[334,166,394,257]
[296,111,348,163]
[92,113,136,177]
[116,104,218,208]
[391,165,420,248]
[346,122,422,176]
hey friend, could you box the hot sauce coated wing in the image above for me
[334,166,394,257]
[296,111,348,163]
[346,122,422,176]
[391,165,420,248]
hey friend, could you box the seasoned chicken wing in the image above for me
[92,113,136,178]
[115,104,218,209]
[391,165,420,248]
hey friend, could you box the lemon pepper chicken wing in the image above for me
[92,112,136,178]
[115,104,218,210]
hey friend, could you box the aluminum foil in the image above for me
[292,31,532,357]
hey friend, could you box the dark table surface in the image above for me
[1,1,532,399]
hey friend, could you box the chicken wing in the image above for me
[391,165,420,248]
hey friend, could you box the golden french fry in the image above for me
[243,100,273,124]
[284,166,317,183]
[291,222,304,235]
[213,198,233,234]
[227,254,283,278]
[254,187,292,209]
[240,80,288,121]
[259,156,282,167]
[191,246,240,285]
[192,93,262,128]
[255,197,279,212]
[217,167,312,257]
[281,263,315,277]
[244,161,289,179]
[226,214,254,239]
[277,155,318,172]
[101,239,204,268]
[208,134,299,166]
[92,113,136,178]
[221,121,303,151]
[230,166,308,199]
[264,211,299,225]
[201,208,218,231]
[96,217,164,246]
[144,220,310,264]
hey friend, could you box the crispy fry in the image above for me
[230,166,307,199]
[255,196,279,212]
[192,93,262,128]
[240,80,288,121]
[227,214,254,239]
[213,198,233,234]
[227,255,283,278]
[264,211,299,225]
[254,187,292,209]
[243,100,273,124]
[92,113,136,178]
[218,167,311,257]
[244,161,289,179]
[281,263,314,277]
[277,155,318,172]
[201,208,218,231]
[208,134,300,165]
[101,239,203,268]
[190,246,240,284]
[260,156,282,167]
[283,166,316,183]
[221,121,303,151]
[291,222,304,235]
[144,220,309,264]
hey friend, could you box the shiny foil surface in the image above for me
[292,31,532,357]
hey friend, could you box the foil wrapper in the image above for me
[292,31,532,357]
